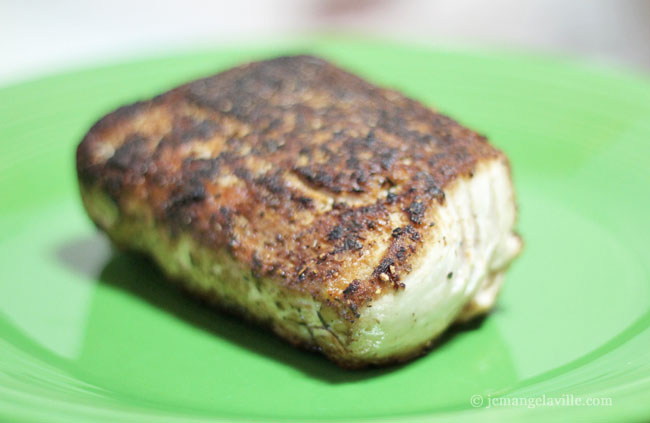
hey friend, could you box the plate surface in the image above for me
[1,39,649,422]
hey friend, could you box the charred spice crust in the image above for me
[77,55,501,321]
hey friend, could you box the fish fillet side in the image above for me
[77,55,522,367]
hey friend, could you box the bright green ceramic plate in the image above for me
[1,39,649,422]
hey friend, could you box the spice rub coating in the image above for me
[77,55,502,321]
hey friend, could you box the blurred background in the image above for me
[1,0,650,85]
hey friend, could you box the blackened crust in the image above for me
[77,55,501,319]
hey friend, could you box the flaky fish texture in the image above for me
[77,55,522,367]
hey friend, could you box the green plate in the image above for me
[1,38,649,422]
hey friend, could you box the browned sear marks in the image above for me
[77,55,500,319]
